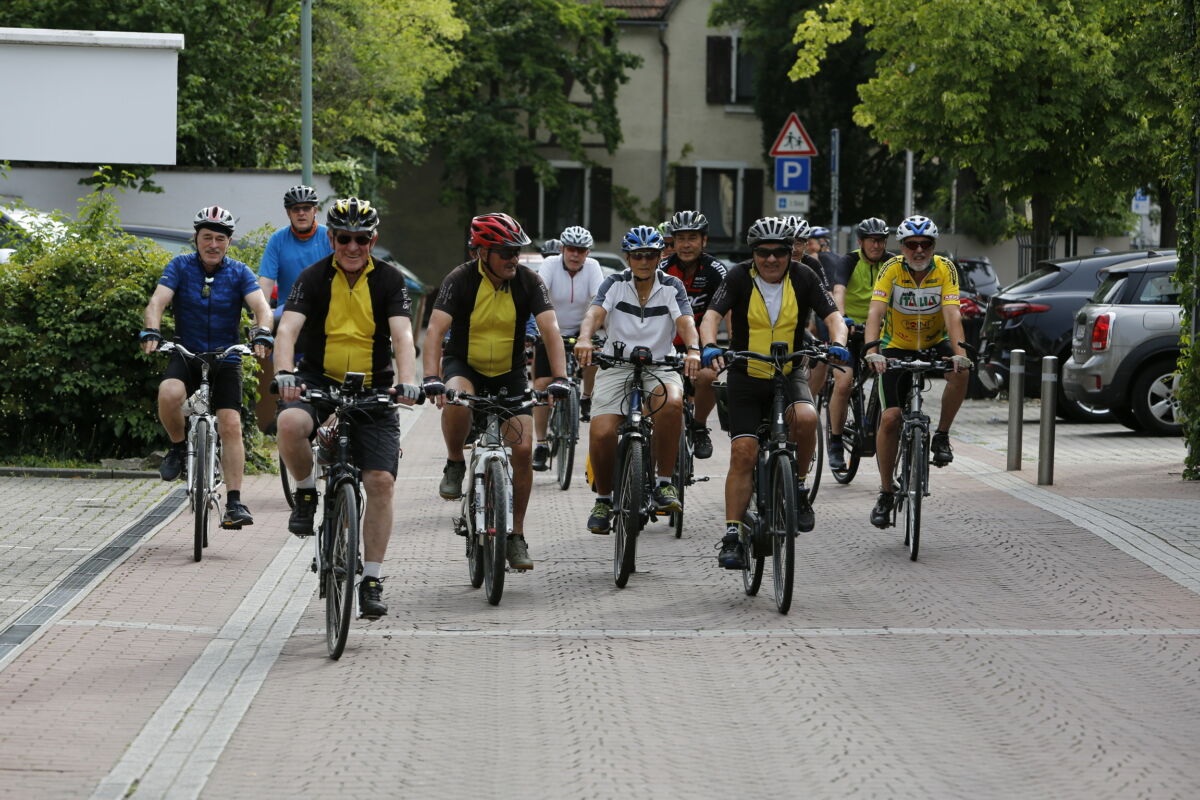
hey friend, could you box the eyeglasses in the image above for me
[627,251,660,262]
[903,239,935,251]
[335,233,372,246]
[754,246,791,260]
[491,246,521,260]
[864,236,888,245]
[201,274,214,299]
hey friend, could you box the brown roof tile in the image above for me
[604,0,675,22]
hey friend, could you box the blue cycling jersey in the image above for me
[259,224,333,317]
[159,253,260,359]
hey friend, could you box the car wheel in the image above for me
[1111,406,1143,431]
[1130,359,1183,436]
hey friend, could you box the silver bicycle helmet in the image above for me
[746,216,794,247]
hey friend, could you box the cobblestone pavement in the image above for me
[1,391,1197,800]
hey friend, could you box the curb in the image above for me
[0,467,158,479]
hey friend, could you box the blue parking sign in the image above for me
[775,157,811,193]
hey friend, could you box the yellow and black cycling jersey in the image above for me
[871,254,960,351]
[434,260,553,377]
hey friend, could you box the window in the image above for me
[514,164,612,243]
[674,164,764,244]
[1136,273,1181,305]
[706,35,756,105]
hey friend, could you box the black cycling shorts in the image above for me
[278,372,401,476]
[725,367,814,440]
[163,353,243,412]
[442,357,532,416]
[877,341,954,410]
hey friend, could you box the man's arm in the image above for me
[864,299,887,373]
[246,289,273,332]
[273,311,305,374]
[832,284,847,314]
[534,309,568,378]
[141,284,175,354]
[257,276,277,310]
[421,309,453,409]
[388,315,418,403]
[698,308,722,347]
[574,305,606,368]
[675,314,701,378]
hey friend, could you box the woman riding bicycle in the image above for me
[575,225,700,534]
[699,216,848,570]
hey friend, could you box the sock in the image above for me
[725,519,743,533]
[597,494,612,503]
[537,440,549,447]
[296,473,316,490]
[446,458,465,467]
[363,562,382,579]
[170,439,186,449]
[226,490,240,505]
[797,477,807,489]
[657,477,672,487]
[936,429,949,436]
[829,434,843,443]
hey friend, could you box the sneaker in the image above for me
[828,438,847,471]
[716,526,746,570]
[931,431,954,467]
[692,424,713,460]
[439,460,466,500]
[532,443,550,472]
[288,488,318,537]
[795,490,815,532]
[159,443,185,481]
[221,501,254,529]
[870,491,895,529]
[587,499,613,534]
[579,397,592,422]
[506,534,534,570]
[653,483,682,512]
[358,577,387,620]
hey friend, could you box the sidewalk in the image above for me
[0,393,1197,799]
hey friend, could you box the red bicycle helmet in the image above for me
[470,212,532,248]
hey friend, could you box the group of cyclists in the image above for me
[139,185,970,617]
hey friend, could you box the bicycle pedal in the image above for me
[310,557,318,573]
[220,521,245,530]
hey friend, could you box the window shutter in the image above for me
[514,166,540,239]
[706,37,732,105]
[674,166,697,211]
[741,168,764,239]
[588,167,612,243]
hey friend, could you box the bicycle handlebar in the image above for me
[718,345,838,375]
[157,341,253,360]
[592,350,684,371]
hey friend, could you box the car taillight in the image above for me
[995,301,1051,319]
[1091,312,1115,351]
[959,297,982,317]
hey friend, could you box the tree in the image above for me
[789,0,1161,260]
[425,0,640,219]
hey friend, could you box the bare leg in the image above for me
[504,414,534,534]
[875,407,903,491]
[216,408,245,492]
[589,414,622,496]
[361,469,395,563]
[724,436,758,521]
[157,379,187,442]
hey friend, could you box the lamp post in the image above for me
[301,0,313,185]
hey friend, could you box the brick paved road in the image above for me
[1,392,1197,799]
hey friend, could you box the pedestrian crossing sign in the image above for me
[769,113,819,157]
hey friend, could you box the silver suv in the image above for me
[1063,255,1184,435]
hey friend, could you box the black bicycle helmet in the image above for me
[326,197,379,232]
[855,217,890,238]
[746,216,794,247]
[669,210,708,234]
[283,185,319,208]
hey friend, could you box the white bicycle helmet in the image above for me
[895,214,939,240]
[560,225,594,249]
[193,206,236,236]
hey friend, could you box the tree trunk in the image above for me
[1030,192,1055,263]
[1159,188,1178,247]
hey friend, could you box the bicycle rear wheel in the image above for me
[483,459,508,605]
[770,456,799,614]
[831,381,863,484]
[670,425,691,538]
[192,418,211,562]
[904,427,926,561]
[807,393,824,503]
[280,454,294,508]
[326,481,360,659]
[554,389,579,490]
[613,438,643,588]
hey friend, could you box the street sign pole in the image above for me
[301,0,313,185]
[830,128,840,249]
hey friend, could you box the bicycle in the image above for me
[448,388,536,606]
[545,335,582,491]
[666,377,710,538]
[721,341,835,614]
[297,372,406,658]
[157,341,252,562]
[593,344,684,588]
[819,329,881,486]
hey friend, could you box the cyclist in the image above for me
[863,214,971,529]
[140,205,274,529]
[422,212,570,571]
[273,198,421,619]
[824,217,895,470]
[575,225,700,534]
[699,216,848,569]
[540,238,563,258]
[784,217,836,402]
[661,210,726,460]
[808,226,834,256]
[530,225,605,470]
[657,220,675,261]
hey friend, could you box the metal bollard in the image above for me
[1007,350,1025,471]
[1038,356,1057,485]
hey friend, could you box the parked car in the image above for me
[1063,255,1184,435]
[955,259,996,398]
[978,249,1174,422]
[0,205,68,263]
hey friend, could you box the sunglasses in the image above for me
[201,274,214,299]
[904,239,935,251]
[864,236,888,245]
[335,233,372,246]
[491,246,521,260]
[754,246,791,259]
[627,251,660,262]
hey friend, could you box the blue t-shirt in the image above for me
[159,253,260,358]
[259,223,333,317]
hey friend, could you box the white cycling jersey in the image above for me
[537,254,604,335]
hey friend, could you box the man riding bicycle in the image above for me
[575,225,700,534]
[273,198,420,619]
[863,214,971,529]
[422,212,570,571]
[661,210,727,460]
[824,217,896,471]
[530,225,605,470]
[699,217,848,570]
[140,205,274,528]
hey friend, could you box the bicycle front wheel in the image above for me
[670,425,691,539]
[326,481,360,659]
[192,418,212,562]
[742,466,765,595]
[904,427,926,561]
[770,456,799,614]
[831,381,863,485]
[554,390,579,491]
[483,459,508,605]
[613,438,643,588]
[807,394,824,503]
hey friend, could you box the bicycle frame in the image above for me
[464,408,515,544]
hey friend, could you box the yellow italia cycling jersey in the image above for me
[871,254,960,351]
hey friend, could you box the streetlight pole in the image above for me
[904,150,914,217]
[301,0,313,185]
